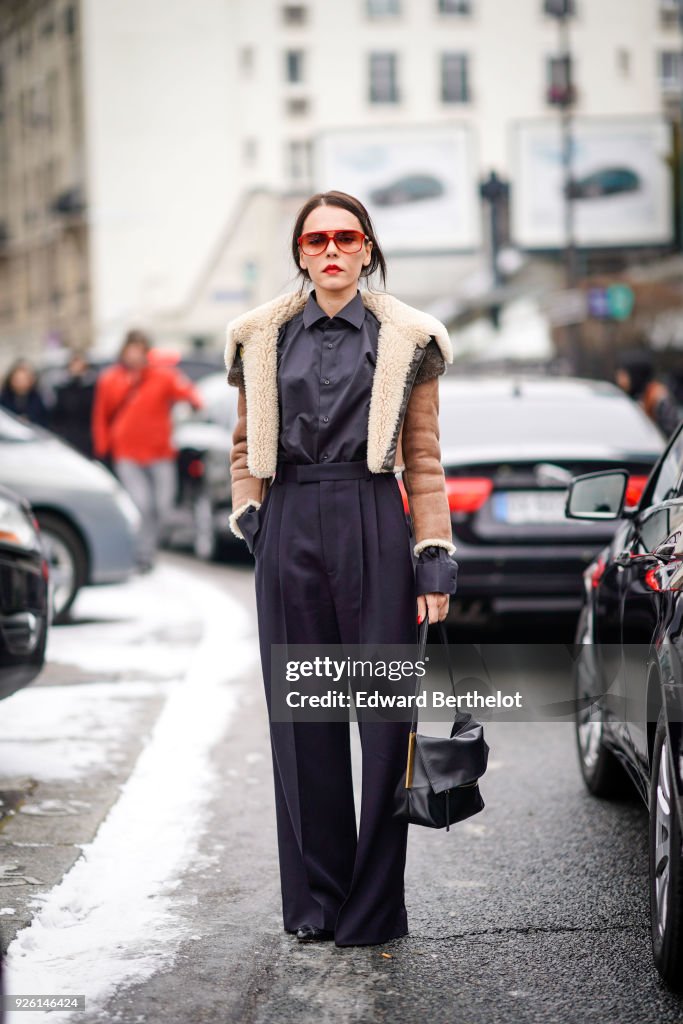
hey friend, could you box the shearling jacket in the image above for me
[223,288,456,559]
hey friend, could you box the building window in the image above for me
[441,53,470,102]
[285,139,313,184]
[243,138,258,165]
[64,5,77,36]
[546,54,575,105]
[616,48,630,76]
[282,4,308,25]
[285,97,309,116]
[438,0,471,12]
[239,47,254,75]
[659,51,683,92]
[659,0,680,25]
[369,52,399,103]
[285,49,305,83]
[366,0,401,14]
[543,0,575,14]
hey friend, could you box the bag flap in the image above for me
[416,723,489,795]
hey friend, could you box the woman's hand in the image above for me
[417,592,449,624]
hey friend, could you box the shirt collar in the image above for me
[302,289,366,330]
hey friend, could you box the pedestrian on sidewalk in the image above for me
[0,359,49,428]
[224,190,458,948]
[615,348,681,439]
[92,329,204,571]
[49,349,99,458]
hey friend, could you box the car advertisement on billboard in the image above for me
[511,116,674,249]
[313,123,481,252]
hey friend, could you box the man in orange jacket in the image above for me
[92,329,204,571]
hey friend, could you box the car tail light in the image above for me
[644,567,661,593]
[188,458,205,478]
[445,477,494,513]
[625,475,648,508]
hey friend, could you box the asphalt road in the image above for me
[3,550,683,1024]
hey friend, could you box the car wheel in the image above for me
[35,512,88,624]
[192,491,218,561]
[574,643,632,798]
[649,710,683,989]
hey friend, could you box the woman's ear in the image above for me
[363,240,373,268]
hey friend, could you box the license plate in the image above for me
[492,490,568,524]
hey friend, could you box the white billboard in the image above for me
[511,116,674,249]
[313,123,481,252]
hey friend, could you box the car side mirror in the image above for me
[565,469,629,521]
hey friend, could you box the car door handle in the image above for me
[614,550,675,567]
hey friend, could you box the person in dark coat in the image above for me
[615,349,681,439]
[0,359,48,427]
[49,351,99,458]
[224,190,459,948]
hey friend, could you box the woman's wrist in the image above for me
[415,545,459,597]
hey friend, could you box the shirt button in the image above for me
[322,453,329,460]
[322,378,330,385]
[327,343,333,349]
[322,416,329,423]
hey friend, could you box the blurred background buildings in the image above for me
[1,0,682,377]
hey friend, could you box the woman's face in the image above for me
[10,365,35,394]
[298,206,372,293]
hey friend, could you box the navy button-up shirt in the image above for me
[241,287,458,595]
[276,288,378,465]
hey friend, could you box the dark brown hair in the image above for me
[118,328,151,360]
[290,190,387,294]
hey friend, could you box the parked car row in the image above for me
[0,355,227,705]
[566,422,683,990]
[0,484,49,701]
[397,375,665,627]
[0,408,141,623]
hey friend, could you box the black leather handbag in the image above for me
[393,618,489,831]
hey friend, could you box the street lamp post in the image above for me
[479,171,509,328]
[546,0,581,372]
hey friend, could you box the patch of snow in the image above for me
[4,565,256,1023]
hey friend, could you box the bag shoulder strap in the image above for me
[410,619,457,732]
[108,374,144,430]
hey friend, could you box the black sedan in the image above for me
[568,422,683,989]
[406,376,665,628]
[0,484,49,701]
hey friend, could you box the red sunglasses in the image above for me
[297,229,370,255]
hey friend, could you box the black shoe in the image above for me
[295,924,335,942]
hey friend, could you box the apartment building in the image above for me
[0,0,680,360]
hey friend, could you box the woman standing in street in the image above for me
[224,190,458,948]
[0,359,49,427]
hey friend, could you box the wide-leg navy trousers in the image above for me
[253,460,418,947]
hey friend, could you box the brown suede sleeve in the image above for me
[228,380,268,538]
[401,375,455,555]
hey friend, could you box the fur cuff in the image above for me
[229,499,262,541]
[413,537,457,557]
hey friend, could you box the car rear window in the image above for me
[438,387,664,452]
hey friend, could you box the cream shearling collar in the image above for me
[224,288,453,478]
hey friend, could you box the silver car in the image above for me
[0,408,141,623]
